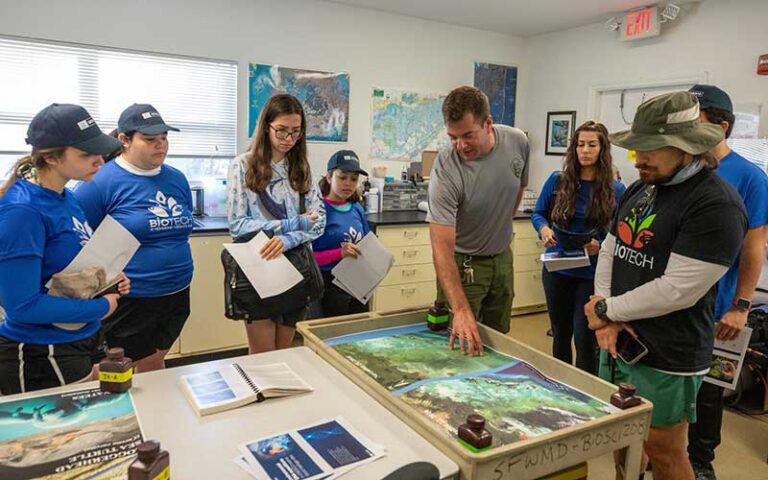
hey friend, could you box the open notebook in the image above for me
[180,362,313,416]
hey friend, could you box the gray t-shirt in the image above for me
[426,125,529,256]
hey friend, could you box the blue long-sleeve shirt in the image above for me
[0,180,108,344]
[531,171,626,279]
[227,153,326,249]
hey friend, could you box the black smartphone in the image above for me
[617,332,648,365]
[94,281,120,298]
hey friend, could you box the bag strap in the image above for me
[300,192,306,215]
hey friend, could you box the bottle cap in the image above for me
[618,382,637,397]
[137,441,160,461]
[466,414,486,431]
[106,348,125,360]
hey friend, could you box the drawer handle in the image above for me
[402,269,417,277]
[403,250,418,258]
[403,231,419,239]
[534,257,541,264]
[401,288,417,296]
[535,240,545,248]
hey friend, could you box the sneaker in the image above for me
[692,461,716,480]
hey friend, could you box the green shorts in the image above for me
[436,248,514,333]
[598,350,703,427]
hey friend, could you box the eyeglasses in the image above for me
[269,125,303,141]
[631,185,657,219]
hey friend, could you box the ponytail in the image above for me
[0,147,66,197]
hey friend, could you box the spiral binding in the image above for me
[233,363,265,402]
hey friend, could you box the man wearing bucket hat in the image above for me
[583,91,747,480]
[686,85,768,480]
[74,103,193,373]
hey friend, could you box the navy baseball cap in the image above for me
[117,103,180,135]
[688,84,733,113]
[327,150,368,176]
[25,103,121,155]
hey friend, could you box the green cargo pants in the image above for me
[436,248,514,333]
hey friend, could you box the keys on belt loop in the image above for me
[462,255,474,284]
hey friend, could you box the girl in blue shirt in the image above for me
[312,150,370,317]
[0,103,128,394]
[531,121,625,374]
[227,94,326,354]
[74,104,193,373]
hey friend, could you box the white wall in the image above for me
[521,0,768,192]
[0,0,524,178]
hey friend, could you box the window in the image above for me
[0,35,237,181]
[728,138,768,173]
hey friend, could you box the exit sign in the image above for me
[621,7,660,41]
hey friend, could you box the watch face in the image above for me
[735,298,751,310]
[595,300,607,316]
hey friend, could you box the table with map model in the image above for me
[299,309,653,480]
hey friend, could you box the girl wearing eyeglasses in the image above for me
[227,94,326,353]
[531,121,625,374]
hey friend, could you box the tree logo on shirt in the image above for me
[344,227,363,244]
[148,191,183,218]
[617,213,656,250]
[72,217,94,246]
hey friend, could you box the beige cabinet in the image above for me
[371,224,436,312]
[512,219,547,313]
[168,235,246,358]
[370,220,546,315]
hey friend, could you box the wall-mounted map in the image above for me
[370,88,448,160]
[249,64,349,142]
[474,62,518,127]
[328,326,613,447]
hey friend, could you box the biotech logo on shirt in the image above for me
[615,212,656,270]
[343,226,363,244]
[147,191,191,231]
[72,217,94,246]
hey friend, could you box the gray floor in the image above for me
[509,313,768,479]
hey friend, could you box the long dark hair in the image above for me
[0,147,67,197]
[550,121,615,232]
[245,94,310,194]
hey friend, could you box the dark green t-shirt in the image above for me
[610,168,747,373]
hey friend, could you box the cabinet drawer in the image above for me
[514,237,545,256]
[373,281,437,312]
[514,220,539,240]
[390,244,433,266]
[380,263,436,286]
[377,225,431,247]
[513,271,546,309]
[514,253,542,273]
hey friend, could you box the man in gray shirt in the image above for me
[427,86,529,355]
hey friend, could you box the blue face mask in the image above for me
[662,157,704,186]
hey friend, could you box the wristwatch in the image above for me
[594,299,609,321]
[732,297,752,312]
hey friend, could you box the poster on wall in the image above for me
[545,111,576,156]
[370,88,449,160]
[248,64,350,142]
[473,62,518,126]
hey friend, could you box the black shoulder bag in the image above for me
[221,193,324,320]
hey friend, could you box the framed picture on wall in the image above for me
[545,111,576,156]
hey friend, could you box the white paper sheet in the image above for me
[331,232,394,304]
[224,231,302,299]
[47,215,140,289]
[704,326,753,390]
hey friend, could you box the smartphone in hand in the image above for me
[94,280,120,298]
[617,332,649,365]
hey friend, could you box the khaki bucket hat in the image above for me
[609,91,724,155]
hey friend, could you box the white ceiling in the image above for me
[320,0,704,37]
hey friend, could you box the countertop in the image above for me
[191,216,229,235]
[366,210,531,228]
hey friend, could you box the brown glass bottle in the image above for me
[128,441,170,480]
[427,301,450,331]
[610,382,642,409]
[99,347,133,393]
[458,414,492,450]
